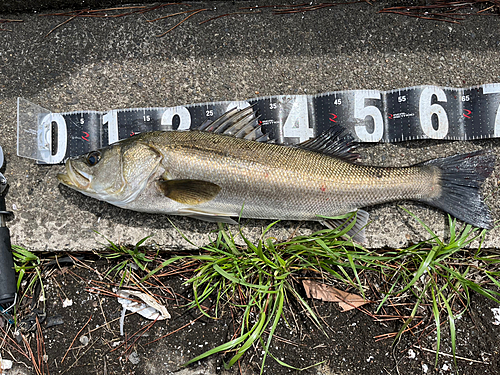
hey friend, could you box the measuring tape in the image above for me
[17,83,500,164]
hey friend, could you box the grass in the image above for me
[6,213,500,373]
[11,246,45,323]
[135,212,500,372]
[382,210,500,367]
[97,233,156,285]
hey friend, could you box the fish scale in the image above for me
[143,131,439,221]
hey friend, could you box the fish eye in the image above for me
[86,151,101,166]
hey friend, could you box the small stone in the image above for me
[129,351,140,365]
[79,335,89,346]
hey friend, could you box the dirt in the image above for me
[1,255,499,375]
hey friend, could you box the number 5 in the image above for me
[354,91,384,142]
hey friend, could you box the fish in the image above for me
[57,107,495,242]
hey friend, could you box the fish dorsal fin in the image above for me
[195,106,270,142]
[297,126,359,161]
[157,179,221,205]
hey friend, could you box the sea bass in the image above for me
[57,107,495,241]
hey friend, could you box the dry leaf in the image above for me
[302,280,369,312]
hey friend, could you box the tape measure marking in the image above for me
[16,84,500,164]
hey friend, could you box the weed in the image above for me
[97,234,155,285]
[143,213,500,373]
[382,210,500,367]
[11,246,45,321]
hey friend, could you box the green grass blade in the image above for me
[183,331,252,366]
[438,289,457,368]
[213,264,270,291]
[401,207,443,247]
[260,286,285,374]
[398,246,437,294]
[431,286,441,367]
[226,308,267,368]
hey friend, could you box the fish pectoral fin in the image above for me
[321,209,369,244]
[177,208,239,225]
[157,179,221,205]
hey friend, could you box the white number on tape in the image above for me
[282,96,313,142]
[161,106,192,131]
[354,90,384,142]
[103,110,119,144]
[483,83,500,137]
[39,113,67,164]
[419,86,449,139]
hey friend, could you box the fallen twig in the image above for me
[0,18,23,32]
[144,313,204,346]
[416,345,490,364]
[42,3,185,37]
[199,11,262,25]
[61,314,92,364]
[45,12,84,37]
[373,320,425,341]
[379,0,500,23]
[21,333,42,375]
[156,8,208,37]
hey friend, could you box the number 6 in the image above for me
[419,87,449,139]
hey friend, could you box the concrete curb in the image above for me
[1,1,499,251]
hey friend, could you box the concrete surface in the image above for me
[0,0,157,13]
[1,0,500,252]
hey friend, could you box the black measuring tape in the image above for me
[17,84,500,164]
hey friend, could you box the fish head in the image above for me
[57,139,162,206]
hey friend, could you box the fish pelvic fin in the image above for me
[157,179,221,205]
[418,150,495,229]
[296,126,359,161]
[321,209,369,243]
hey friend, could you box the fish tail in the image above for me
[418,150,495,229]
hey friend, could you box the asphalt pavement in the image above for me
[1,0,500,252]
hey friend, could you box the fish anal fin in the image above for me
[157,179,221,205]
[321,209,369,243]
[176,207,239,224]
[186,214,238,225]
[297,126,359,161]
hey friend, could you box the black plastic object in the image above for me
[0,193,16,306]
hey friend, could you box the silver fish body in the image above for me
[57,109,495,237]
[121,131,438,219]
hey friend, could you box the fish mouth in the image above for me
[57,160,92,190]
